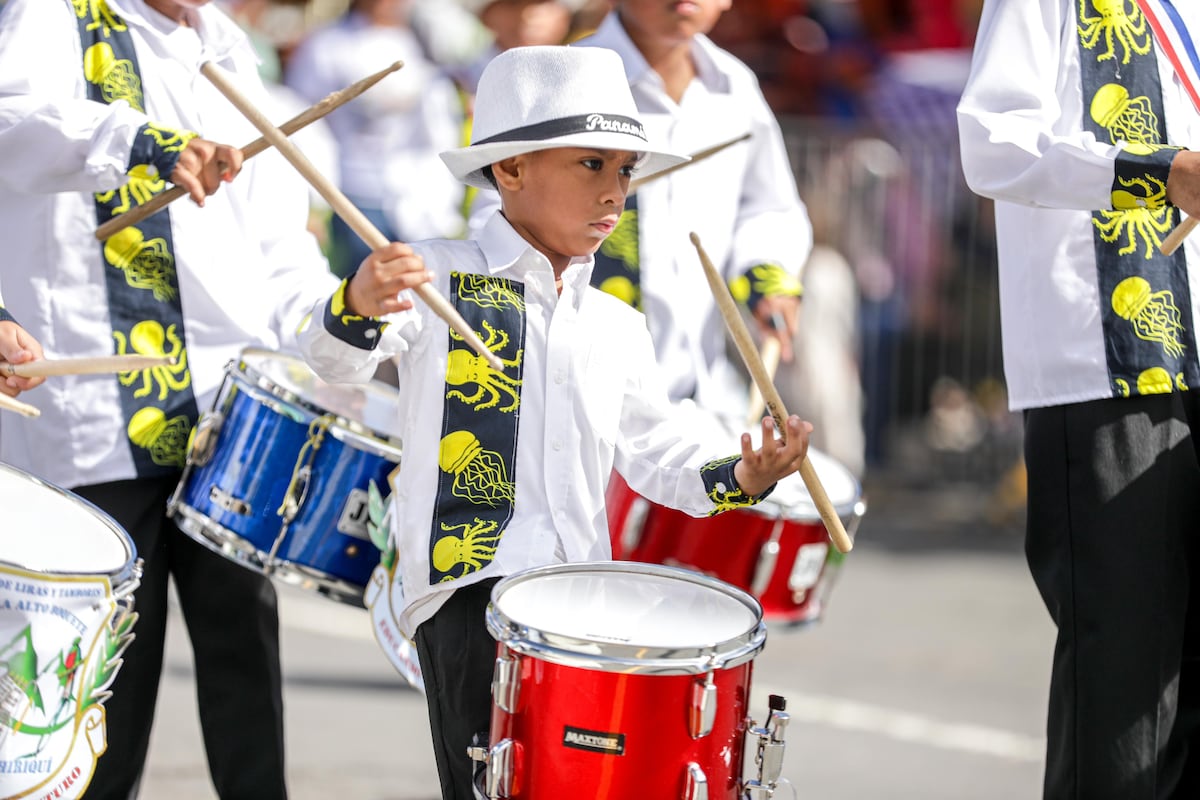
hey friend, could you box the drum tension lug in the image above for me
[742,694,790,799]
[492,651,521,714]
[684,762,709,800]
[689,672,717,739]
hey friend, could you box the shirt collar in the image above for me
[475,209,595,296]
[588,12,731,96]
[109,0,253,65]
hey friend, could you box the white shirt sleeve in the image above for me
[0,0,149,194]
[956,0,1123,210]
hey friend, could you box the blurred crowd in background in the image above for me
[16,0,1015,515]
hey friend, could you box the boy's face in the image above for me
[480,0,573,50]
[495,147,639,270]
[617,0,732,43]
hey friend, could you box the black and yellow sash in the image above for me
[75,0,198,474]
[429,273,526,584]
[1077,1,1198,396]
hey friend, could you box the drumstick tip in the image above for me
[689,232,702,247]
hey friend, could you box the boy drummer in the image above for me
[296,45,811,800]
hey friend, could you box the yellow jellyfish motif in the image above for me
[438,430,514,505]
[98,164,166,216]
[1136,366,1174,395]
[456,274,526,312]
[1090,84,1161,151]
[433,517,502,577]
[82,42,142,111]
[114,320,190,400]
[1111,276,1187,357]
[127,407,190,467]
[103,227,178,301]
[1078,0,1152,65]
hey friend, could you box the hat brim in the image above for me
[440,132,689,190]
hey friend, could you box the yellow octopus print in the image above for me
[113,321,190,400]
[446,321,523,413]
[1078,0,1152,65]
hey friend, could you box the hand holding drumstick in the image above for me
[692,232,854,553]
[0,319,44,398]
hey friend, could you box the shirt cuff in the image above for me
[700,455,774,517]
[127,122,198,181]
[728,262,803,310]
[1112,145,1182,210]
[322,278,388,350]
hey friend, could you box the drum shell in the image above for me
[171,349,403,603]
[177,381,393,589]
[606,448,861,627]
[489,643,753,799]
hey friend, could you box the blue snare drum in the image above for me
[168,348,402,607]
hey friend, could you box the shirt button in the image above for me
[554,371,566,385]
[552,439,563,451]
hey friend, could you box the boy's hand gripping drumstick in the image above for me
[691,232,853,554]
[0,354,175,378]
[200,61,503,372]
[96,61,405,242]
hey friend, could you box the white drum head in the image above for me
[0,463,132,575]
[760,447,861,520]
[493,562,759,649]
[238,348,403,443]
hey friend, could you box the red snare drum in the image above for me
[607,448,865,626]
[475,562,768,799]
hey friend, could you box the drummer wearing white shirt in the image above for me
[575,1,812,423]
[959,1,1200,797]
[298,46,812,800]
[0,0,339,796]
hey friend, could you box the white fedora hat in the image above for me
[440,45,688,190]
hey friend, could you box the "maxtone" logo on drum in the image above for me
[562,726,626,756]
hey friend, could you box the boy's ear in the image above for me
[492,156,524,191]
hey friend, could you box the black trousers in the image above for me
[73,475,286,800]
[1026,394,1200,800]
[414,579,500,800]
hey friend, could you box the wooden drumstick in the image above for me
[0,392,40,418]
[1161,215,1197,256]
[201,62,504,372]
[745,335,782,428]
[629,132,752,192]
[691,232,853,554]
[0,354,176,378]
[96,61,405,242]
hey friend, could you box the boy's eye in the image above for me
[619,164,636,178]
[581,158,603,171]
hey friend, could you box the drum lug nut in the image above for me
[186,411,224,467]
[742,694,790,799]
[689,672,717,739]
[684,762,709,800]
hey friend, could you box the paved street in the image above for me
[139,474,1053,799]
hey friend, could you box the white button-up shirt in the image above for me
[958,0,1200,410]
[0,0,338,488]
[575,15,813,418]
[298,212,751,635]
